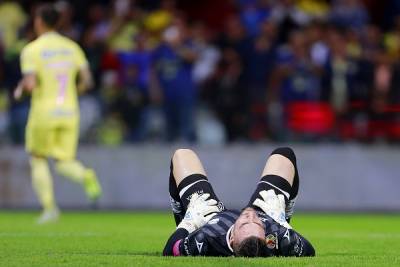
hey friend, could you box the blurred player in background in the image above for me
[14,4,102,224]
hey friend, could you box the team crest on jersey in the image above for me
[265,234,277,249]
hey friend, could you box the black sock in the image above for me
[248,174,292,207]
[270,147,299,200]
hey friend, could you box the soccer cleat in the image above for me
[83,169,102,202]
[37,208,60,224]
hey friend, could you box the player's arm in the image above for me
[14,73,37,100]
[75,44,93,93]
[163,193,219,256]
[14,45,37,100]
[163,227,209,256]
[277,228,315,257]
[163,228,189,256]
[77,66,93,93]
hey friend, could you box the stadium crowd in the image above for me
[1,0,400,145]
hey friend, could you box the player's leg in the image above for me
[169,148,224,225]
[26,120,59,223]
[53,120,102,201]
[248,147,299,222]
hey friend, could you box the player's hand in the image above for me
[177,193,220,233]
[253,189,292,229]
[13,83,24,101]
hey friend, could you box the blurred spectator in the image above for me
[55,0,81,41]
[0,89,9,143]
[307,21,329,67]
[243,19,278,140]
[329,0,369,30]
[191,22,221,85]
[152,18,198,142]
[97,70,126,144]
[269,30,322,139]
[296,0,329,21]
[207,48,248,142]
[384,15,400,60]
[117,30,152,141]
[1,0,400,145]
[144,0,177,47]
[218,15,248,57]
[273,30,321,104]
[322,29,354,115]
[271,0,312,43]
[107,0,142,52]
[0,0,27,56]
[1,1,30,145]
[82,3,110,87]
[238,0,271,37]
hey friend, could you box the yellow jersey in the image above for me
[20,31,88,119]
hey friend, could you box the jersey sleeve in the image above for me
[163,227,209,256]
[163,228,189,256]
[20,45,37,74]
[278,228,315,257]
[74,44,88,69]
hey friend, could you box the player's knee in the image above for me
[54,160,72,175]
[30,157,49,176]
[172,148,195,162]
[270,147,296,165]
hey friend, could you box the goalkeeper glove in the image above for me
[177,193,220,233]
[253,189,292,229]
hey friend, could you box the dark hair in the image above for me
[234,236,270,257]
[36,4,60,28]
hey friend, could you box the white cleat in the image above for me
[36,208,60,224]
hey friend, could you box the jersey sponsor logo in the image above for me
[41,49,72,59]
[283,229,291,242]
[265,234,277,249]
[195,238,204,253]
[42,50,57,58]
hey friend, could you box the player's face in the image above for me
[230,207,265,248]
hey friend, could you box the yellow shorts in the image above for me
[26,116,79,160]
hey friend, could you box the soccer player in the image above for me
[14,4,102,224]
[163,147,315,257]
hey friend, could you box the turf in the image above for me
[0,212,399,266]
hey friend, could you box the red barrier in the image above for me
[286,102,335,135]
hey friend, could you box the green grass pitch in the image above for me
[0,212,399,266]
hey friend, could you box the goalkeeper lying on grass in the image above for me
[163,147,315,257]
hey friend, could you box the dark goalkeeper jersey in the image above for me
[163,209,315,257]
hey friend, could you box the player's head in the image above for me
[229,207,269,257]
[34,4,60,34]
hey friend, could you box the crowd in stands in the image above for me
[1,0,400,145]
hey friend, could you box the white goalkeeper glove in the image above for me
[253,189,292,229]
[177,193,220,233]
